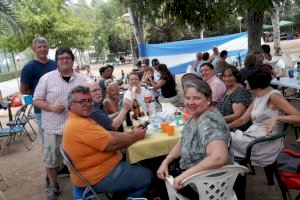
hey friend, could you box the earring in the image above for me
[208,102,211,106]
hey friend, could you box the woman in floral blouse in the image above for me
[157,79,234,198]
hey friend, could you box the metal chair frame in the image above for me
[0,106,34,155]
[60,146,107,200]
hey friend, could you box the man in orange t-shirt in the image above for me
[62,86,152,199]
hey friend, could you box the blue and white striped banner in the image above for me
[139,32,248,74]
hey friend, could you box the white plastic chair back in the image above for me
[165,165,248,200]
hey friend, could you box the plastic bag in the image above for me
[11,94,23,107]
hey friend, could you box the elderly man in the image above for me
[33,47,86,200]
[20,37,57,142]
[209,46,220,68]
[62,86,152,199]
[201,62,226,106]
[84,81,131,131]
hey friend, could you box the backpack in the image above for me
[277,143,300,190]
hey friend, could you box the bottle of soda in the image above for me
[125,110,133,126]
[132,99,141,120]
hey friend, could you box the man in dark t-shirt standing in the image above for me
[20,37,57,143]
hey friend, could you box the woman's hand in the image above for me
[146,72,153,81]
[173,174,185,190]
[157,162,169,180]
[266,116,278,136]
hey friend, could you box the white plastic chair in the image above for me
[165,165,249,200]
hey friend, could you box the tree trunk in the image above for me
[128,4,145,45]
[271,2,281,55]
[247,10,264,54]
[200,29,204,39]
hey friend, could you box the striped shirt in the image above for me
[33,69,86,135]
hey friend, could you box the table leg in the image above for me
[8,104,12,121]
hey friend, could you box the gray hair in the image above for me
[32,37,48,46]
[68,86,90,103]
[183,79,212,100]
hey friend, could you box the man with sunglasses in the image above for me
[33,47,85,200]
[62,86,152,199]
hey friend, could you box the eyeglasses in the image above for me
[72,99,93,105]
[57,57,72,62]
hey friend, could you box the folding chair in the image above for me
[60,146,108,200]
[14,104,37,142]
[24,104,38,124]
[165,164,248,200]
[0,107,33,155]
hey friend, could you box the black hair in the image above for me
[158,64,176,86]
[261,44,271,54]
[99,66,108,75]
[203,52,210,60]
[136,61,142,68]
[246,68,272,90]
[151,58,159,66]
[221,65,244,85]
[201,62,214,70]
[55,47,75,61]
[106,65,114,69]
[220,50,228,59]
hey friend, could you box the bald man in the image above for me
[84,81,131,131]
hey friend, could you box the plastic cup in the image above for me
[144,95,152,103]
[161,122,169,133]
[183,113,191,121]
[167,125,175,136]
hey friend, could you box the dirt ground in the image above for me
[1,39,300,200]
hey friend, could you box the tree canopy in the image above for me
[0,0,93,52]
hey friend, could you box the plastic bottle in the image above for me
[132,99,141,120]
[155,99,162,113]
[125,110,133,126]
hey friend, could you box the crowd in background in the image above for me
[18,36,300,200]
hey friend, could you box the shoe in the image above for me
[46,184,60,200]
[57,165,70,178]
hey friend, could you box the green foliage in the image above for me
[91,0,129,58]
[0,70,21,83]
[0,0,93,52]
[0,0,23,36]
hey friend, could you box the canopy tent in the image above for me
[138,32,248,74]
[263,20,295,30]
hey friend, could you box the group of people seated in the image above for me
[26,36,300,200]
